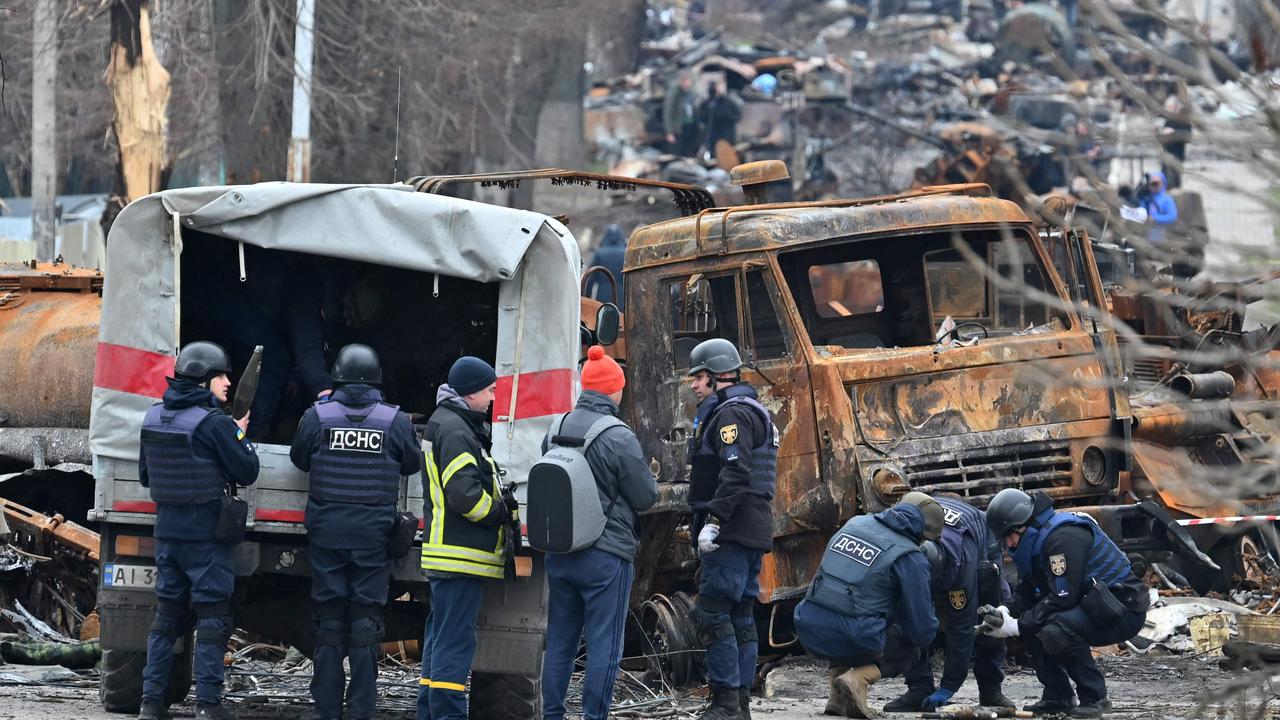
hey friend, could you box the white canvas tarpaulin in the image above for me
[91,182,581,483]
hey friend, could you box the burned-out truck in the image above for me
[619,166,1276,658]
[84,167,1275,717]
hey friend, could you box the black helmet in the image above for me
[986,488,1035,538]
[332,344,382,385]
[175,341,232,382]
[687,338,743,375]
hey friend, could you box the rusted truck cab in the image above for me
[624,184,1132,605]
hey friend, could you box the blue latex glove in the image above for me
[922,688,955,711]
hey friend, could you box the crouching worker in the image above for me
[290,344,421,720]
[138,341,260,720]
[981,489,1149,718]
[538,346,658,720]
[793,493,943,718]
[885,494,1013,712]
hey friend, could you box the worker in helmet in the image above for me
[289,344,421,720]
[793,493,943,719]
[885,493,1013,712]
[684,337,779,720]
[137,341,260,720]
[981,489,1149,718]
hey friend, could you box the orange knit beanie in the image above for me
[581,345,625,395]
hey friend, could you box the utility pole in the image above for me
[31,0,58,261]
[288,0,316,183]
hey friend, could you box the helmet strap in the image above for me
[713,371,741,386]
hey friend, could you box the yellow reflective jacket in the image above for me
[421,402,507,579]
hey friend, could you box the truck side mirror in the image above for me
[596,303,621,346]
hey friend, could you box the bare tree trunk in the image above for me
[534,35,587,170]
[193,0,225,185]
[107,0,171,203]
[588,0,647,81]
[31,0,57,261]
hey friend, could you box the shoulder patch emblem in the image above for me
[1049,553,1067,576]
[942,507,963,527]
[719,423,738,445]
[949,589,967,610]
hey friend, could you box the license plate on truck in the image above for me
[102,563,157,590]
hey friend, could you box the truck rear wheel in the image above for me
[469,671,541,720]
[99,634,194,713]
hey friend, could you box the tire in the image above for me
[99,633,194,713]
[468,671,541,720]
[100,649,145,713]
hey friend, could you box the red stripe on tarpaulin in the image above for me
[94,343,174,398]
[493,368,575,423]
[112,500,158,513]
[255,508,306,523]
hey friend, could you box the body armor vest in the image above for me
[806,514,920,618]
[688,385,779,507]
[140,404,225,504]
[1014,509,1132,594]
[308,400,402,505]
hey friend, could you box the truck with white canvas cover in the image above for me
[89,182,596,717]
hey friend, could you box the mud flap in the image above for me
[1138,500,1221,571]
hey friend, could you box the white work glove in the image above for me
[698,523,721,554]
[979,605,1020,639]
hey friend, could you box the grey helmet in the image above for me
[687,338,743,376]
[332,344,382,385]
[898,491,944,541]
[175,341,232,382]
[986,488,1035,538]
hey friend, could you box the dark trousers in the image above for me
[903,632,1006,693]
[794,600,921,677]
[143,540,233,705]
[542,548,634,720]
[417,576,486,720]
[1031,606,1145,705]
[673,123,700,157]
[310,544,391,720]
[698,540,764,690]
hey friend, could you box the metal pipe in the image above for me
[1131,402,1233,444]
[1169,370,1236,400]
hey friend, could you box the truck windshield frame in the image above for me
[776,225,1074,352]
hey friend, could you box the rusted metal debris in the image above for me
[0,263,102,433]
[0,497,100,641]
[1,498,99,562]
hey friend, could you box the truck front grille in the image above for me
[903,439,1073,506]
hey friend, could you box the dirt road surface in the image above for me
[0,652,1259,720]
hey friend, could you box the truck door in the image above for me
[630,262,819,533]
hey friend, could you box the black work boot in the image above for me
[137,698,171,720]
[1071,697,1112,718]
[739,687,753,720]
[700,685,741,720]
[194,703,237,720]
[978,688,1016,708]
[1024,697,1077,715]
[883,689,932,713]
